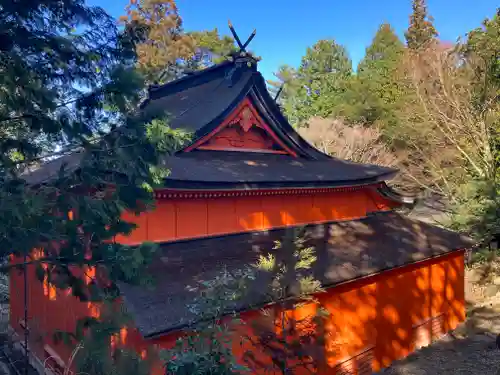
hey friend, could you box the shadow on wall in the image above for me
[316,253,464,373]
[114,187,390,245]
[372,301,500,375]
[231,215,468,374]
[10,211,470,375]
[110,212,471,374]
[245,253,465,374]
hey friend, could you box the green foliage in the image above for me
[468,247,500,265]
[267,65,303,125]
[405,0,438,50]
[271,4,495,247]
[0,2,188,374]
[463,9,500,182]
[464,9,500,90]
[446,10,500,243]
[246,229,328,374]
[146,119,192,154]
[462,9,500,139]
[352,24,407,127]
[161,268,255,375]
[0,0,124,259]
[254,231,321,301]
[449,179,500,244]
[145,118,192,186]
[272,40,352,125]
[0,0,190,290]
[358,23,405,77]
[76,301,151,375]
[52,299,153,375]
[0,0,136,164]
[189,28,237,68]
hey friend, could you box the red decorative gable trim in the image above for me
[184,97,297,156]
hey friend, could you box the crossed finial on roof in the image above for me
[228,20,256,55]
[273,85,284,102]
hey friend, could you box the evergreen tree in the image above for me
[188,28,237,69]
[243,229,328,374]
[358,23,405,85]
[0,0,185,372]
[275,39,352,125]
[405,0,438,50]
[120,0,195,84]
[348,23,406,126]
[463,8,500,107]
[161,268,255,375]
[267,65,303,125]
[449,9,500,244]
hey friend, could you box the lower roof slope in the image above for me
[22,149,397,189]
[118,212,473,338]
[159,150,397,189]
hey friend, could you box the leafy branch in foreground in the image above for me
[0,6,191,375]
[161,268,255,375]
[0,0,197,293]
[54,298,152,375]
[244,229,329,374]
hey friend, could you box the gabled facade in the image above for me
[12,52,472,375]
[186,97,295,154]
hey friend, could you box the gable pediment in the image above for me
[184,97,297,156]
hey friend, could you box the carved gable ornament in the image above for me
[185,97,296,156]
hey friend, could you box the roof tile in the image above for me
[118,212,473,337]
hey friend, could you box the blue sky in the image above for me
[90,0,498,80]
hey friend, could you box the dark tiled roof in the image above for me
[141,59,334,161]
[22,149,396,188]
[118,212,473,338]
[21,62,412,189]
[141,61,255,135]
[22,152,84,185]
[160,151,397,189]
[21,59,405,188]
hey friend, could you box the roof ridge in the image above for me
[147,60,235,98]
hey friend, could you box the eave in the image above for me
[152,181,395,199]
[376,182,418,208]
[156,172,399,195]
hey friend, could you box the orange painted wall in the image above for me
[127,251,465,375]
[115,187,385,245]
[318,251,465,373]
[10,249,465,375]
[9,186,461,375]
[8,188,381,369]
[9,262,100,368]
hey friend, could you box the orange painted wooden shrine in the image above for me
[11,50,472,375]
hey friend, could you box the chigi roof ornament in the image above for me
[227,20,259,66]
